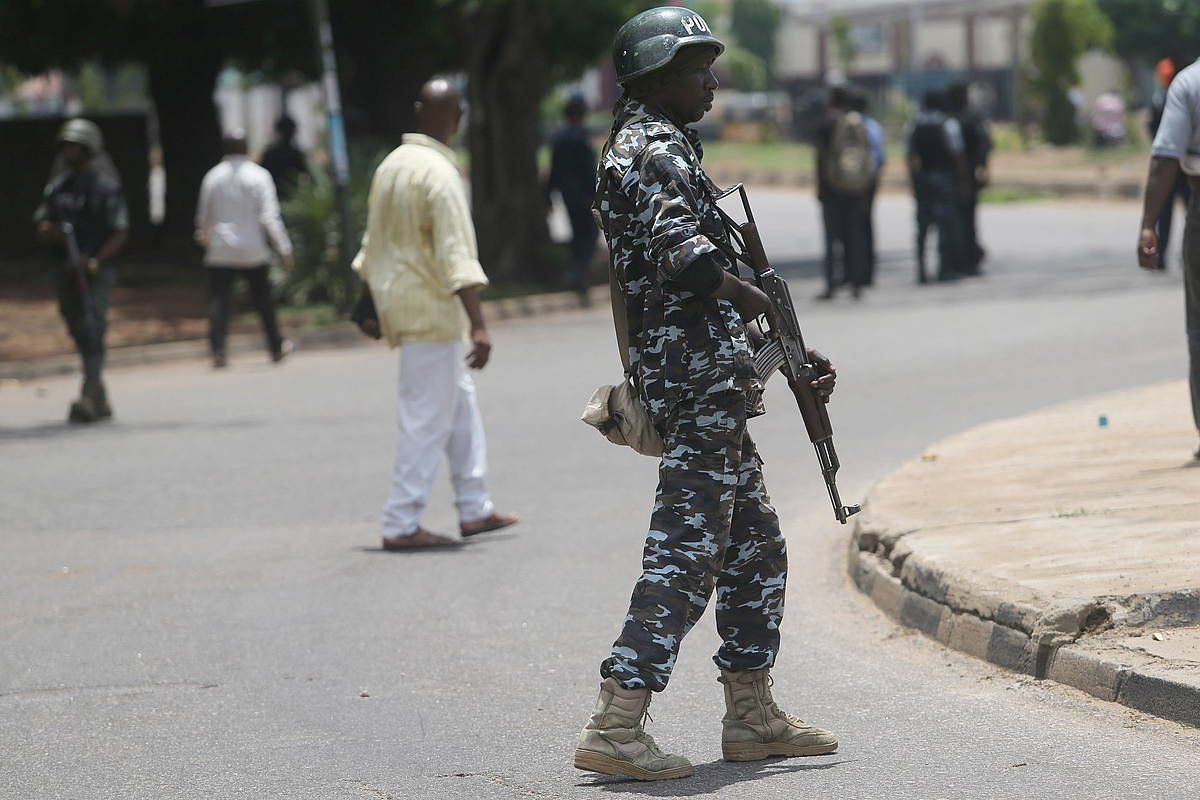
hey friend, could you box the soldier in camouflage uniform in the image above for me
[573,7,839,782]
[34,119,129,423]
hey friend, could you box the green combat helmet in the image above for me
[613,6,725,85]
[57,118,105,156]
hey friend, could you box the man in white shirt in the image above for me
[195,130,294,368]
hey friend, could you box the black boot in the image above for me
[86,378,112,419]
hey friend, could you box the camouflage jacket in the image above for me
[595,99,761,423]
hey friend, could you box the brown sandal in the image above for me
[459,512,519,537]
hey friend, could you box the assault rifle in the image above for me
[714,184,860,525]
[60,222,96,337]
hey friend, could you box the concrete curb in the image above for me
[0,285,605,383]
[848,514,1200,727]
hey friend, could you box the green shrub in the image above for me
[280,142,389,311]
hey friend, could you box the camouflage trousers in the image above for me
[600,389,787,692]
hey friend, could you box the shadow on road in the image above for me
[356,532,520,555]
[0,417,264,442]
[577,756,852,795]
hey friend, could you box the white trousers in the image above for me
[382,341,494,537]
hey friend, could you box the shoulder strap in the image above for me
[595,106,650,377]
[609,264,632,374]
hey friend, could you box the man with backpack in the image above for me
[815,85,874,300]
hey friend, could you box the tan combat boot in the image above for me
[574,677,693,781]
[718,668,838,761]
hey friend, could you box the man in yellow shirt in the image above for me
[353,78,517,549]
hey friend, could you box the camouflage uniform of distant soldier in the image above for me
[573,7,838,783]
[34,119,129,423]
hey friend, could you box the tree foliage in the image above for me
[830,16,857,74]
[0,0,641,283]
[730,0,779,80]
[1029,0,1113,145]
[1096,0,1200,62]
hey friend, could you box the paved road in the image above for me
[3,192,1198,799]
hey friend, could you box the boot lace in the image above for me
[764,674,809,727]
[633,708,668,757]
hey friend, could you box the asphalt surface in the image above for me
[3,191,1199,799]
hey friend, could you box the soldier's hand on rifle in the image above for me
[733,280,778,330]
[808,348,837,403]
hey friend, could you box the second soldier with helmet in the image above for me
[575,6,839,782]
[34,119,129,423]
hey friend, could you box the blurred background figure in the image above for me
[815,85,872,300]
[1091,88,1126,148]
[546,92,597,306]
[33,118,129,423]
[1149,57,1190,271]
[849,88,885,287]
[946,82,991,275]
[352,77,517,550]
[907,89,967,283]
[194,129,294,369]
[260,115,310,203]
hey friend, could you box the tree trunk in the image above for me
[147,50,223,240]
[462,0,551,285]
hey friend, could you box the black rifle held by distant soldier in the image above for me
[714,183,861,525]
[60,221,97,338]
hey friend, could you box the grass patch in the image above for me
[702,140,815,178]
[980,186,1054,204]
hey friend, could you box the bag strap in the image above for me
[595,104,651,379]
[609,264,632,375]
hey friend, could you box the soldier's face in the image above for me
[60,142,87,168]
[658,47,720,124]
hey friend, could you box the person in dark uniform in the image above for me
[946,82,991,275]
[907,90,967,282]
[547,93,599,305]
[574,7,839,782]
[259,115,310,203]
[33,118,129,423]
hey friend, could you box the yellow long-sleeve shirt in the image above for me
[352,134,489,346]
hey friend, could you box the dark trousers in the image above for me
[566,203,598,292]
[962,188,985,272]
[821,191,868,291]
[600,390,786,692]
[1183,198,1200,434]
[914,172,964,280]
[864,180,879,285]
[57,264,116,383]
[207,265,283,357]
[1156,172,1192,271]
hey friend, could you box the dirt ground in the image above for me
[0,281,329,362]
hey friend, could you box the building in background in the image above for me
[775,0,1122,123]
